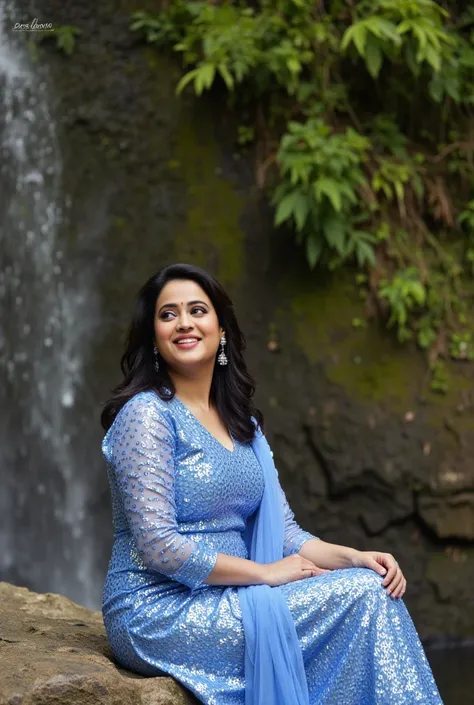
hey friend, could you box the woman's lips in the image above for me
[173,338,200,349]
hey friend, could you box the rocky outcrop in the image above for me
[0,582,198,705]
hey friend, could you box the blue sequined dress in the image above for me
[101,390,443,705]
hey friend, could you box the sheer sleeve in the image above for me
[267,446,318,557]
[108,394,218,590]
[279,483,318,557]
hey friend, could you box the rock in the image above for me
[426,548,474,607]
[0,582,198,705]
[418,492,474,540]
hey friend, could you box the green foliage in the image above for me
[449,331,474,361]
[379,268,426,342]
[54,25,82,55]
[341,0,455,78]
[131,0,474,388]
[272,119,376,268]
[35,24,82,55]
[430,359,449,394]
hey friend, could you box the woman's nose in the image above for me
[177,312,193,329]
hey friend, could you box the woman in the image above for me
[100,262,443,705]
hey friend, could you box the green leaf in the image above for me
[355,240,376,267]
[338,182,358,204]
[404,42,421,76]
[274,191,299,226]
[425,43,441,72]
[341,24,367,56]
[367,18,400,44]
[176,68,199,95]
[195,63,216,95]
[322,214,346,254]
[314,178,342,212]
[410,282,426,305]
[293,194,310,231]
[365,39,383,78]
[397,20,414,37]
[286,57,301,75]
[217,63,234,90]
[306,235,323,269]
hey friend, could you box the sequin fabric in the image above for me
[101,390,443,705]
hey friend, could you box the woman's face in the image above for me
[154,279,223,372]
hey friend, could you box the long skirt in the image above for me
[104,566,443,704]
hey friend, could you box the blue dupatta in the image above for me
[237,425,310,705]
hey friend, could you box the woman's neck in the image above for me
[168,368,214,411]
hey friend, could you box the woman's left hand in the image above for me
[351,550,407,599]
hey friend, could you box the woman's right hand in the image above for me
[262,555,330,587]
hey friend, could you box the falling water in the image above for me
[0,1,102,608]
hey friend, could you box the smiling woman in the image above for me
[154,278,234,451]
[101,263,261,445]
[99,263,443,705]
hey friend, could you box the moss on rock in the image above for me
[173,116,244,287]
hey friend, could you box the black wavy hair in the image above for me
[100,263,264,443]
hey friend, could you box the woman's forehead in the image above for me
[157,279,211,305]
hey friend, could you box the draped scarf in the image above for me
[237,425,310,705]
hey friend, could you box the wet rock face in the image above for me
[0,582,198,705]
[14,0,474,639]
[419,492,474,541]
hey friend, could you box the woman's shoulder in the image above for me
[103,389,177,445]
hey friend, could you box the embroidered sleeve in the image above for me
[107,394,217,590]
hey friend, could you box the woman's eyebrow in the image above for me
[158,299,208,313]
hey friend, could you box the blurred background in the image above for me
[1,1,473,702]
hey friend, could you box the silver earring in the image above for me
[153,345,160,372]
[217,334,228,366]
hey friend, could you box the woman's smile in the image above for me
[174,337,201,349]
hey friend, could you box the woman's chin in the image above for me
[172,352,214,369]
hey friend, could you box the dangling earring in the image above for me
[153,345,160,372]
[217,334,228,366]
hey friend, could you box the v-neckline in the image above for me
[173,395,235,454]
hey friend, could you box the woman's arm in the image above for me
[299,539,407,599]
[204,552,328,587]
[204,554,265,586]
[108,395,218,591]
[298,538,359,570]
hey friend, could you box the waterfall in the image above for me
[0,1,103,608]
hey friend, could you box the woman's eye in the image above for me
[161,307,206,320]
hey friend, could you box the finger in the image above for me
[386,568,402,593]
[393,577,407,599]
[392,579,404,599]
[301,565,330,578]
[389,576,404,599]
[366,559,387,577]
[386,570,403,597]
[312,567,330,575]
[382,560,398,587]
